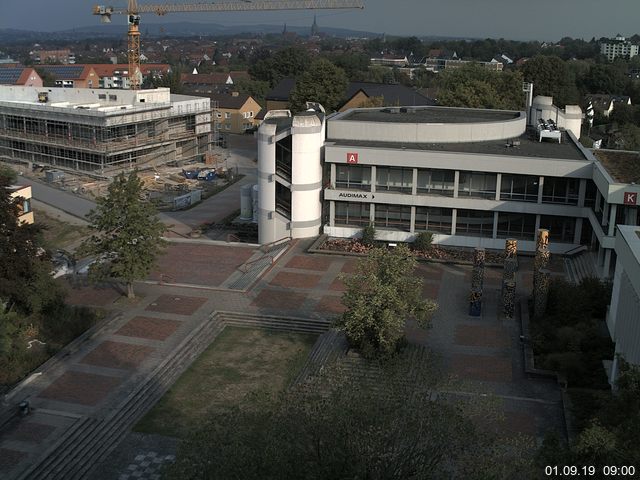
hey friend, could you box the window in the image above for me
[458,171,497,199]
[98,94,107,100]
[216,112,222,119]
[496,212,536,240]
[376,167,413,193]
[374,204,411,231]
[500,174,539,202]
[336,165,371,191]
[416,169,455,196]
[540,215,575,243]
[542,177,579,205]
[584,180,597,208]
[415,207,452,234]
[109,94,117,101]
[224,112,231,119]
[335,202,371,226]
[456,209,495,237]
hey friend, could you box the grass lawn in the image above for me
[134,327,317,438]
[37,210,90,250]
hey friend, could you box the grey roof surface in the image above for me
[0,68,23,84]
[37,65,85,79]
[208,93,252,109]
[339,107,519,124]
[265,77,296,101]
[330,133,587,161]
[344,82,436,107]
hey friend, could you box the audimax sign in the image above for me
[338,192,373,199]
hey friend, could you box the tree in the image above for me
[437,64,524,110]
[249,46,310,87]
[165,352,534,480]
[289,58,348,112]
[233,77,271,106]
[520,55,580,107]
[335,244,437,358]
[79,171,165,298]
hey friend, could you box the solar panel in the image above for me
[38,65,85,79]
[0,68,23,84]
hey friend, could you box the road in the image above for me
[17,176,96,220]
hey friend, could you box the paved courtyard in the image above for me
[0,238,566,479]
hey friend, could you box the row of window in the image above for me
[334,202,577,242]
[335,165,581,205]
[215,111,254,119]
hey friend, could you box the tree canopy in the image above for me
[521,55,580,107]
[289,58,348,112]
[249,46,311,87]
[79,171,165,298]
[335,244,437,358]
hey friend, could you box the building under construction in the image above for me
[0,86,212,172]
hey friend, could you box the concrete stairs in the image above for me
[564,252,598,284]
[216,311,331,335]
[225,241,290,290]
[291,330,349,386]
[17,317,225,480]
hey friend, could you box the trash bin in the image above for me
[18,400,30,417]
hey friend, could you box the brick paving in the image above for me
[115,316,182,341]
[340,259,359,273]
[149,243,254,287]
[315,295,346,315]
[449,354,513,382]
[285,255,333,271]
[2,422,56,444]
[422,282,440,299]
[454,324,511,348]
[38,371,123,406]
[269,271,322,289]
[328,277,347,292]
[0,449,26,470]
[80,341,155,370]
[145,294,207,316]
[61,282,122,307]
[252,289,308,310]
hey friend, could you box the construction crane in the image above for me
[93,0,365,89]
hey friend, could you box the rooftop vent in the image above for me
[383,107,401,114]
[400,107,417,114]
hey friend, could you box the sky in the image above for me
[0,0,638,41]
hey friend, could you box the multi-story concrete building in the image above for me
[257,97,640,278]
[0,86,212,172]
[600,35,639,62]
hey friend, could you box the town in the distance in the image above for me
[1,1,640,479]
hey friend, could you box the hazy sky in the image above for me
[0,0,638,41]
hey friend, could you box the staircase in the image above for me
[291,330,349,386]
[564,251,598,284]
[225,239,291,290]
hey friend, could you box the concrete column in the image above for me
[451,209,457,235]
[602,201,610,227]
[495,173,502,201]
[578,179,587,207]
[492,211,499,238]
[329,201,335,227]
[608,204,617,236]
[537,176,544,204]
[369,203,375,224]
[607,258,623,338]
[330,163,336,188]
[371,165,376,193]
[626,207,638,226]
[535,214,541,234]
[453,171,460,198]
[574,218,583,244]
[412,168,418,196]
[410,206,416,233]
[603,249,612,277]
[595,190,602,212]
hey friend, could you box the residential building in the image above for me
[600,34,639,61]
[181,71,248,94]
[34,49,75,64]
[36,65,99,88]
[0,86,212,172]
[91,63,171,89]
[340,83,436,111]
[607,225,640,381]
[0,68,43,87]
[257,97,640,279]
[265,77,297,111]
[210,92,261,134]
[585,94,632,117]
[9,184,33,224]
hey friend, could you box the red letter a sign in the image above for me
[347,152,358,164]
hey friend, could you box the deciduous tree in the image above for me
[79,171,165,298]
[289,58,348,112]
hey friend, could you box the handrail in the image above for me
[227,233,240,243]
[239,253,274,274]
[564,245,587,256]
[260,236,290,254]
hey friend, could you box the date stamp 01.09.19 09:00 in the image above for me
[545,465,636,477]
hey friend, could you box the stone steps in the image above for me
[19,317,225,480]
[292,330,349,386]
[217,311,331,335]
[226,242,290,291]
[564,252,597,284]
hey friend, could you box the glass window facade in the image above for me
[540,215,576,243]
[416,169,455,196]
[456,209,495,237]
[500,174,539,202]
[458,171,497,199]
[336,165,371,191]
[415,207,453,234]
[374,204,412,231]
[376,167,413,193]
[496,212,537,239]
[335,202,371,227]
[542,177,579,205]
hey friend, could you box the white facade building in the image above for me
[600,35,639,62]
[257,98,640,276]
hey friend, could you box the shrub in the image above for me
[413,231,434,253]
[360,224,376,247]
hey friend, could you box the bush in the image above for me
[360,224,376,247]
[413,231,434,252]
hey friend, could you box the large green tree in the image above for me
[335,244,437,359]
[165,353,534,480]
[79,171,165,298]
[520,55,580,107]
[437,64,524,110]
[289,58,348,112]
[249,46,311,87]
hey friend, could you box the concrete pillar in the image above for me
[595,190,602,212]
[535,214,541,235]
[607,258,623,338]
[369,203,375,224]
[602,201,610,227]
[608,204,617,236]
[329,201,335,227]
[574,218,583,244]
[453,171,460,198]
[371,165,376,193]
[410,206,416,233]
[451,209,457,235]
[603,249,612,278]
[412,168,418,196]
[537,176,544,203]
[330,163,336,188]
[625,207,637,226]
[492,211,499,239]
[495,173,502,201]
[578,179,587,207]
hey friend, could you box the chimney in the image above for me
[231,91,239,97]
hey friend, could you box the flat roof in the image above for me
[592,150,640,183]
[330,132,587,161]
[337,106,520,124]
